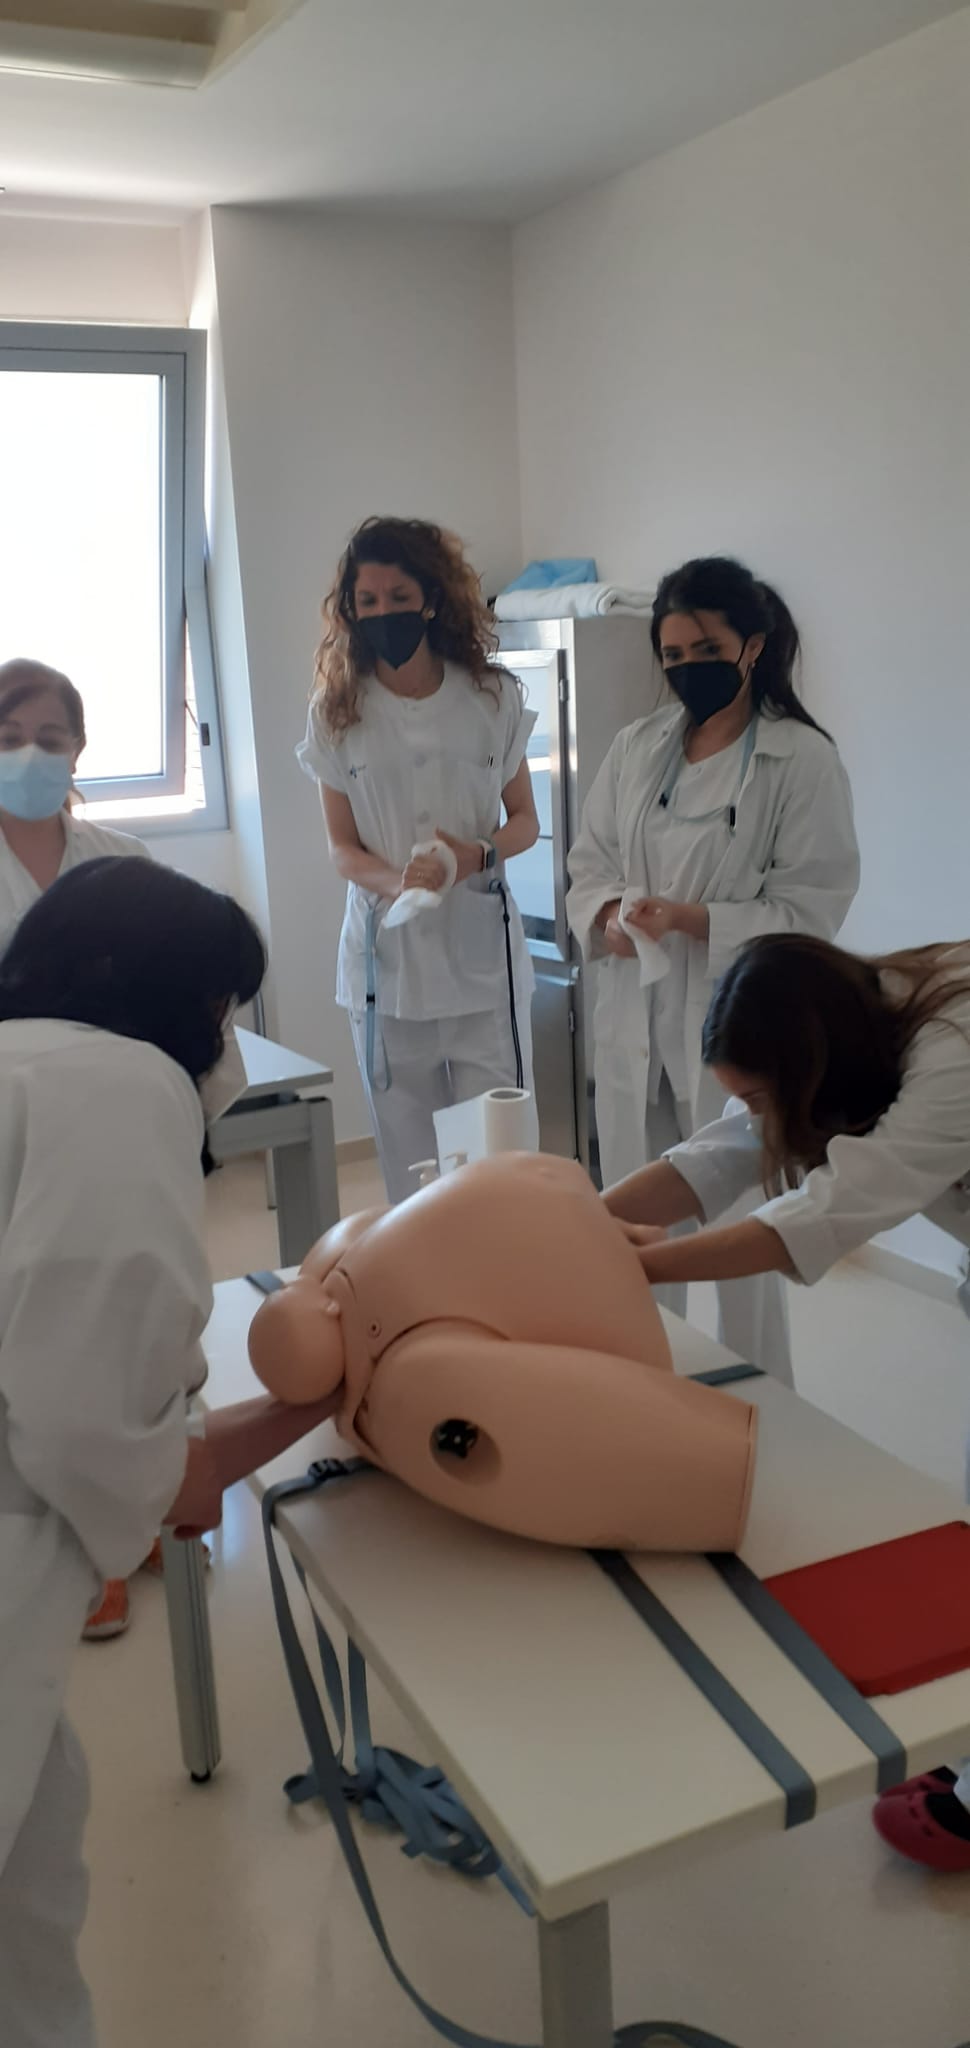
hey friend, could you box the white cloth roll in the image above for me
[382,840,459,929]
[493,583,654,623]
[482,1088,533,1153]
[433,1086,539,1172]
[618,888,670,988]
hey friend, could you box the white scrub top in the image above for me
[666,959,970,1284]
[566,706,860,1152]
[0,1021,212,1871]
[298,664,536,1021]
[645,733,747,1103]
[0,811,148,956]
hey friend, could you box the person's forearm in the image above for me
[165,1392,339,1529]
[672,902,710,941]
[643,1220,794,1283]
[603,1161,704,1228]
[595,897,622,931]
[492,811,540,861]
[203,1393,340,1482]
[331,844,402,898]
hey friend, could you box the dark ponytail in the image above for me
[701,934,970,1193]
[651,556,831,740]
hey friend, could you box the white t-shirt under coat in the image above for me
[0,810,149,956]
[644,734,747,1103]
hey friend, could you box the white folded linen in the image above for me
[494,582,654,622]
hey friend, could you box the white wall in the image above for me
[514,9,970,1278]
[208,204,522,1137]
[515,8,970,953]
[0,212,188,324]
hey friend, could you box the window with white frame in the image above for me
[0,325,226,833]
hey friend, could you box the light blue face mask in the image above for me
[0,744,73,822]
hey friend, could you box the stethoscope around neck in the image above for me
[657,713,759,836]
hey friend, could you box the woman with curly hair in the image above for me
[298,517,540,1201]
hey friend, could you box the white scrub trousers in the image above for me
[0,1717,95,2048]
[351,999,536,1205]
[645,1073,793,1387]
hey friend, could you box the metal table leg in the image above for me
[161,1530,221,1783]
[539,1904,614,2048]
[271,1095,341,1265]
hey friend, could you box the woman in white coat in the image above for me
[0,659,155,1637]
[0,858,334,2047]
[566,556,859,1383]
[604,930,970,1873]
[0,657,147,952]
[300,517,540,1204]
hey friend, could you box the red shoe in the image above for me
[83,1580,131,1641]
[141,1535,211,1575]
[873,1783,970,1872]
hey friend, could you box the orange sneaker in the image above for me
[83,1580,131,1640]
[141,1535,211,1575]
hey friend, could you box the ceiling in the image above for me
[0,1,300,89]
[0,0,964,223]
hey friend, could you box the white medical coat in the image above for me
[0,813,148,955]
[0,1022,212,1873]
[297,665,536,1021]
[566,707,860,1183]
[666,966,970,1281]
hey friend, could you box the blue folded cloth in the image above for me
[501,557,597,593]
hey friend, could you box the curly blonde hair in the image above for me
[312,516,502,739]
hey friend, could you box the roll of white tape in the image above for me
[482,1087,533,1155]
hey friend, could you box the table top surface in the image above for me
[201,1272,970,1920]
[234,1027,333,1101]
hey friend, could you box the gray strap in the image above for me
[618,2030,743,2045]
[263,1467,536,2048]
[687,1367,907,1785]
[708,1553,907,1792]
[593,1550,816,1827]
[689,1363,765,1387]
[365,902,392,1093]
[246,1269,286,1297]
[264,1465,747,2048]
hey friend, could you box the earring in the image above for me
[425,607,436,621]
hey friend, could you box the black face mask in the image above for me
[667,651,747,727]
[357,610,427,671]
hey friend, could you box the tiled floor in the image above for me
[71,1158,970,2048]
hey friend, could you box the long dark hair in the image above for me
[702,934,970,1191]
[313,515,505,738]
[0,858,266,1131]
[651,557,830,739]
